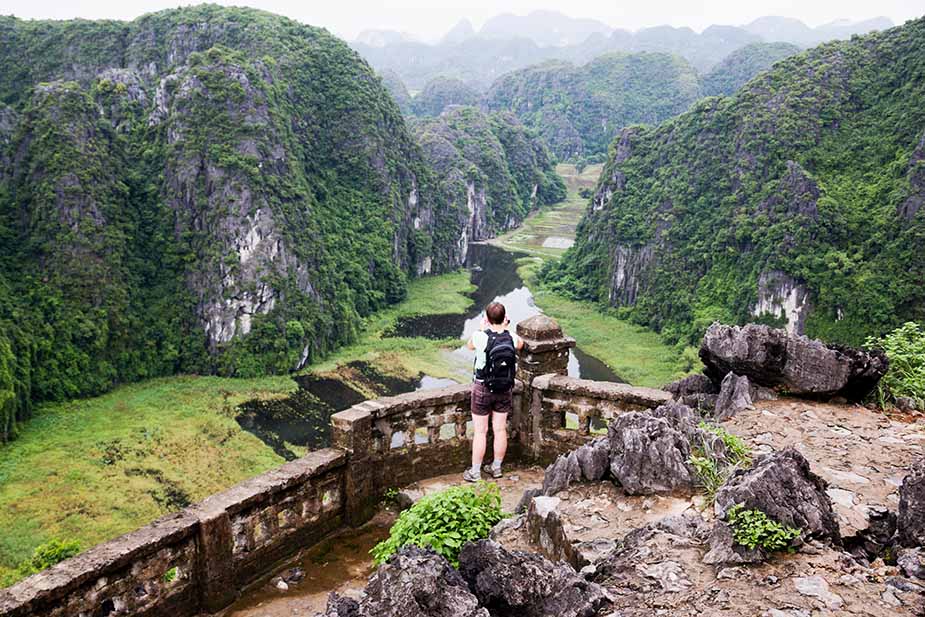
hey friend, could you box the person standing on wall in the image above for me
[463,301,524,482]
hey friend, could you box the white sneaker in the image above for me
[463,468,481,482]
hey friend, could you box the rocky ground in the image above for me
[312,397,923,617]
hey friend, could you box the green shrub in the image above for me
[725,504,801,552]
[17,539,81,576]
[370,483,505,567]
[689,450,725,500]
[866,322,925,410]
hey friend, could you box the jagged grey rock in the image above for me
[525,496,580,567]
[714,448,840,542]
[541,450,582,495]
[458,540,611,617]
[897,548,925,580]
[514,487,542,514]
[575,437,610,482]
[700,323,888,400]
[714,373,754,421]
[665,373,720,411]
[321,547,488,617]
[591,513,706,591]
[607,403,699,495]
[665,374,719,397]
[898,457,925,547]
[541,437,609,496]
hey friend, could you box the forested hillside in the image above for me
[411,76,480,116]
[0,6,510,441]
[484,53,701,159]
[702,42,801,96]
[545,18,925,347]
[412,107,565,243]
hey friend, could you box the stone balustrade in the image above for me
[0,315,671,617]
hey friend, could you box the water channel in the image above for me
[236,242,620,457]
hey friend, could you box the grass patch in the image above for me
[0,374,296,585]
[309,269,475,381]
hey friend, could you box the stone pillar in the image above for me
[516,315,575,385]
[330,402,378,526]
[515,315,575,458]
[192,502,236,612]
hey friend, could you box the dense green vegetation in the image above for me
[379,69,413,114]
[484,53,701,159]
[410,76,480,116]
[547,19,925,347]
[371,483,504,566]
[0,5,497,440]
[0,373,295,584]
[412,107,565,238]
[702,42,801,96]
[866,322,925,410]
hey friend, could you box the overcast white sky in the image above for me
[2,0,923,41]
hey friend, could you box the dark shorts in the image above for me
[471,382,513,416]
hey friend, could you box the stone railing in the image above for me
[0,315,671,617]
[526,374,672,460]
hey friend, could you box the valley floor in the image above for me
[0,164,684,586]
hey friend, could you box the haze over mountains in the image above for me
[353,10,895,90]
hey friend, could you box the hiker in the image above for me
[463,301,524,482]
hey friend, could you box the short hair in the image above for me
[486,302,506,325]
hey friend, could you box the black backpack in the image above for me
[482,330,517,393]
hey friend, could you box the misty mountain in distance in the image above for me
[352,10,894,90]
[479,10,611,46]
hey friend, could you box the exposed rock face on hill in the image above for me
[411,107,565,246]
[484,53,701,159]
[547,18,925,346]
[0,6,522,428]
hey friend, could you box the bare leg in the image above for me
[492,412,508,465]
[471,413,490,468]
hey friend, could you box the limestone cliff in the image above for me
[411,107,565,249]
[0,5,471,418]
[546,18,925,346]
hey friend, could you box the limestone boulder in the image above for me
[458,540,611,617]
[700,323,887,400]
[541,437,609,496]
[607,403,699,495]
[898,457,925,547]
[321,547,488,617]
[714,448,839,542]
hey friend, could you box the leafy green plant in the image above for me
[163,566,178,583]
[17,539,81,577]
[371,483,505,567]
[725,504,801,552]
[866,322,925,410]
